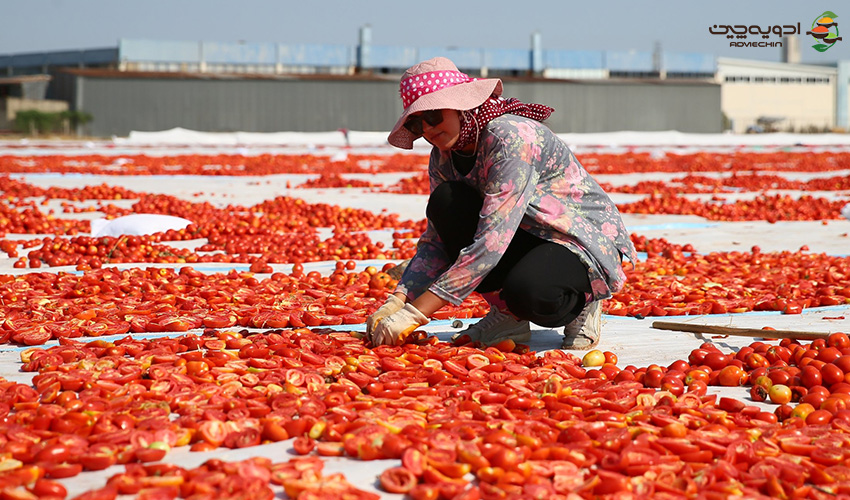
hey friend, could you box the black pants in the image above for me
[426,181,592,328]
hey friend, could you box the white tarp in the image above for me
[90,214,193,237]
[115,127,850,148]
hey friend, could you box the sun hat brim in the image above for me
[388,78,503,149]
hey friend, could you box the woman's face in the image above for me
[411,109,462,151]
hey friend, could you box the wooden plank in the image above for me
[650,321,833,341]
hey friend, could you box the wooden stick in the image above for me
[651,321,834,341]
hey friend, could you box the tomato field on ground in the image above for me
[0,138,849,499]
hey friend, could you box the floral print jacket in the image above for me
[396,115,637,306]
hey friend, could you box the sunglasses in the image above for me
[403,109,444,136]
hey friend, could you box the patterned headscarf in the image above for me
[453,96,554,151]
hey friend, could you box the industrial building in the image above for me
[0,28,844,137]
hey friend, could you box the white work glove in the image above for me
[366,295,405,336]
[370,304,430,346]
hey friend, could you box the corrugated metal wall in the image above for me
[76,75,721,137]
[509,81,721,133]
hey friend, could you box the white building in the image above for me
[716,31,849,136]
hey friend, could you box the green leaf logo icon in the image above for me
[809,10,840,51]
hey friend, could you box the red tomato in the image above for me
[821,395,849,415]
[836,355,850,374]
[79,447,118,471]
[811,446,845,466]
[791,403,816,420]
[688,349,710,365]
[667,359,689,373]
[822,364,845,387]
[717,365,747,387]
[29,478,68,498]
[703,352,730,371]
[223,428,261,449]
[660,376,685,396]
[487,445,521,471]
[768,369,792,386]
[43,462,83,479]
[750,384,769,402]
[134,447,167,463]
[409,484,441,500]
[806,409,833,425]
[817,347,842,363]
[69,487,118,500]
[292,437,315,455]
[198,420,228,447]
[315,442,344,456]
[687,380,708,396]
[800,365,823,388]
[35,444,71,464]
[643,370,665,389]
[828,332,850,349]
[801,391,827,408]
[379,466,418,494]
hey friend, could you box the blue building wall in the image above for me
[0,48,117,74]
[544,50,605,70]
[119,40,200,64]
[278,44,353,67]
[1,38,718,75]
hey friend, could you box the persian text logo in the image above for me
[806,11,841,52]
[709,23,799,48]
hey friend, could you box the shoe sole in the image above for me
[561,336,599,350]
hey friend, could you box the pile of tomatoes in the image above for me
[580,151,850,174]
[0,264,493,346]
[0,177,142,202]
[1,241,848,346]
[610,242,850,317]
[0,154,428,176]
[597,331,850,427]
[617,194,846,222]
[4,150,850,178]
[0,326,846,499]
[0,184,428,268]
[378,172,430,195]
[0,149,849,499]
[296,173,380,189]
[382,171,850,198]
[601,173,850,195]
[0,200,90,237]
[15,228,416,270]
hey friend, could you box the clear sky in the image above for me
[2,1,847,64]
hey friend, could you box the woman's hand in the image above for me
[370,304,429,346]
[366,294,406,336]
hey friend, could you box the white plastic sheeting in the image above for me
[115,127,850,148]
[90,214,193,237]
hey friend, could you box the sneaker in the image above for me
[452,307,531,346]
[561,300,602,350]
